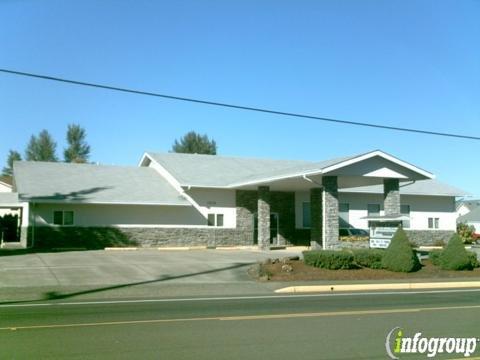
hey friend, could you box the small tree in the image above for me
[439,234,477,270]
[171,131,217,155]
[382,227,421,272]
[2,150,22,176]
[25,130,58,162]
[64,124,91,163]
[457,223,475,244]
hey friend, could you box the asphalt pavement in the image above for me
[1,290,480,359]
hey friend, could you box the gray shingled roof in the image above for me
[13,161,190,205]
[340,179,466,197]
[146,152,356,187]
[456,200,480,212]
[458,207,480,223]
[0,176,13,186]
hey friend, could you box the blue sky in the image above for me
[1,0,479,196]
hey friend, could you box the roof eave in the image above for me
[19,198,191,206]
[321,150,435,180]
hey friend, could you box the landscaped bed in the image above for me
[251,228,480,281]
[255,259,480,282]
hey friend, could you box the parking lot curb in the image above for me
[275,281,480,293]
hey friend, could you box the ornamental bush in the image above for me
[351,249,384,269]
[303,250,355,270]
[429,249,443,266]
[457,223,476,244]
[382,227,421,272]
[439,234,478,270]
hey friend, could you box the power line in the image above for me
[1,68,479,141]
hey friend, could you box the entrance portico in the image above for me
[232,150,434,250]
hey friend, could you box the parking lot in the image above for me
[0,248,304,302]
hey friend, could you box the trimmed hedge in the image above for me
[439,234,478,270]
[429,249,443,266]
[351,249,384,269]
[303,250,355,270]
[382,227,421,273]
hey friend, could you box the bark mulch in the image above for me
[260,260,480,282]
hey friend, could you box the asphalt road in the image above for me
[1,290,480,359]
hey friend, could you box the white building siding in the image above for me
[186,188,237,228]
[295,191,457,231]
[145,156,237,228]
[33,203,207,227]
[401,195,456,231]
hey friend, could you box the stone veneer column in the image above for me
[322,176,339,250]
[257,186,271,249]
[383,179,400,216]
[310,188,323,249]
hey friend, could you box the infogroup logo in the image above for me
[385,327,479,359]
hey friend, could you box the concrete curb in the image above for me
[103,246,299,251]
[275,281,480,294]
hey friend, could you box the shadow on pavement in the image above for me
[0,262,255,306]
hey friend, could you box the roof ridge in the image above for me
[145,151,318,164]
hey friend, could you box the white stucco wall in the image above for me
[32,203,208,227]
[295,191,457,231]
[143,156,236,228]
[186,188,237,228]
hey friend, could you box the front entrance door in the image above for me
[253,212,280,245]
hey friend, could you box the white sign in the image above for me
[369,226,398,249]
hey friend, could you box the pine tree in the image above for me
[25,130,58,162]
[2,150,22,176]
[64,124,91,163]
[171,131,217,155]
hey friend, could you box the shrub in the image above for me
[457,223,476,244]
[382,227,421,272]
[440,234,478,270]
[467,252,479,268]
[351,249,384,269]
[303,250,355,270]
[429,249,443,266]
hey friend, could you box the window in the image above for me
[428,217,440,229]
[339,203,349,225]
[207,214,215,226]
[367,204,380,216]
[53,211,63,225]
[207,214,224,227]
[53,210,74,226]
[302,202,311,228]
[401,205,410,228]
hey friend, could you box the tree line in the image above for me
[2,129,217,177]
[2,124,91,176]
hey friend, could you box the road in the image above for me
[1,289,480,359]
